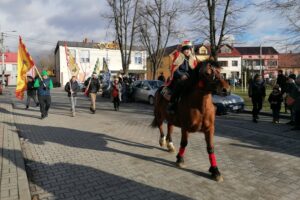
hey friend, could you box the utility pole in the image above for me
[259,44,262,77]
[1,32,5,87]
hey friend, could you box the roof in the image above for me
[54,41,145,54]
[235,47,279,55]
[0,52,17,63]
[278,53,300,68]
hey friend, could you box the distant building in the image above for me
[0,52,17,86]
[278,53,300,75]
[235,47,279,79]
[54,41,147,86]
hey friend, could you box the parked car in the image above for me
[213,92,244,115]
[78,82,86,92]
[132,80,164,105]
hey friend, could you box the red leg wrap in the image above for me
[209,153,217,167]
[178,147,185,157]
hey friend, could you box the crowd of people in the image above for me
[248,70,300,130]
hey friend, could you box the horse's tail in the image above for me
[150,88,163,128]
[151,117,158,128]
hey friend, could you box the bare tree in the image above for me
[190,0,251,61]
[138,0,179,79]
[106,0,140,75]
[261,0,300,50]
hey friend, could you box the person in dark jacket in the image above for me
[34,70,53,119]
[268,84,283,123]
[285,74,297,125]
[289,75,300,130]
[65,76,79,117]
[248,74,266,123]
[167,40,197,114]
[276,70,287,94]
[158,72,166,82]
[26,76,39,109]
[84,72,100,114]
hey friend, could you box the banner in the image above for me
[65,44,80,76]
[93,58,101,75]
[102,57,111,85]
[15,36,35,100]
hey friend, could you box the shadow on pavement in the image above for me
[1,148,192,200]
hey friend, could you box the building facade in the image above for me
[235,47,279,79]
[54,41,147,86]
[147,44,242,80]
[278,53,300,75]
[0,52,17,86]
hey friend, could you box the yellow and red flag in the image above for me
[15,36,35,100]
[64,43,80,76]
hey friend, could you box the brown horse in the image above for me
[151,61,230,182]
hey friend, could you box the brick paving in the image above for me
[0,92,31,200]
[1,87,300,200]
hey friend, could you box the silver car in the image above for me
[132,80,164,105]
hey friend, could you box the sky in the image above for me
[0,0,297,60]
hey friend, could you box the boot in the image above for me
[25,105,29,110]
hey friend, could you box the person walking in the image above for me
[111,77,122,111]
[268,84,283,123]
[34,70,53,119]
[85,72,100,114]
[248,74,266,123]
[65,76,79,117]
[26,76,39,109]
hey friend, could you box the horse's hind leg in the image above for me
[176,129,188,168]
[166,123,175,152]
[204,129,224,182]
[158,123,166,147]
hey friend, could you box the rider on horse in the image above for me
[167,40,197,114]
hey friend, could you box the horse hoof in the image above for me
[209,166,224,182]
[159,136,166,147]
[167,142,176,153]
[176,155,185,168]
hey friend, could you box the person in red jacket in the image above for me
[167,40,197,114]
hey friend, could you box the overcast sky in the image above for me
[0,0,295,59]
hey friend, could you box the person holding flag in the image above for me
[84,58,101,114]
[34,70,53,119]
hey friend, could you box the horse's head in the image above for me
[197,60,230,94]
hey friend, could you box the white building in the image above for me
[54,41,147,86]
[0,52,18,86]
[216,45,242,80]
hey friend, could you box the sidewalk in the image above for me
[0,90,31,200]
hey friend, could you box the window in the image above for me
[232,60,238,67]
[80,50,90,63]
[268,60,277,67]
[135,52,142,64]
[219,61,228,67]
[220,46,231,53]
[12,64,17,73]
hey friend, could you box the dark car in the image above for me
[213,92,245,115]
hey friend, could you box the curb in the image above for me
[242,110,290,119]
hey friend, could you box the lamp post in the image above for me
[1,30,16,87]
[259,44,262,77]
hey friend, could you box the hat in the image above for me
[181,40,193,52]
[288,74,296,80]
[41,70,48,76]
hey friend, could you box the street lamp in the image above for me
[1,30,16,87]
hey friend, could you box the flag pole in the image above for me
[64,43,75,114]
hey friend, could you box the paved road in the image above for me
[6,88,300,199]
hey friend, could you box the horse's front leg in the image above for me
[166,123,175,152]
[176,128,188,168]
[204,127,224,182]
